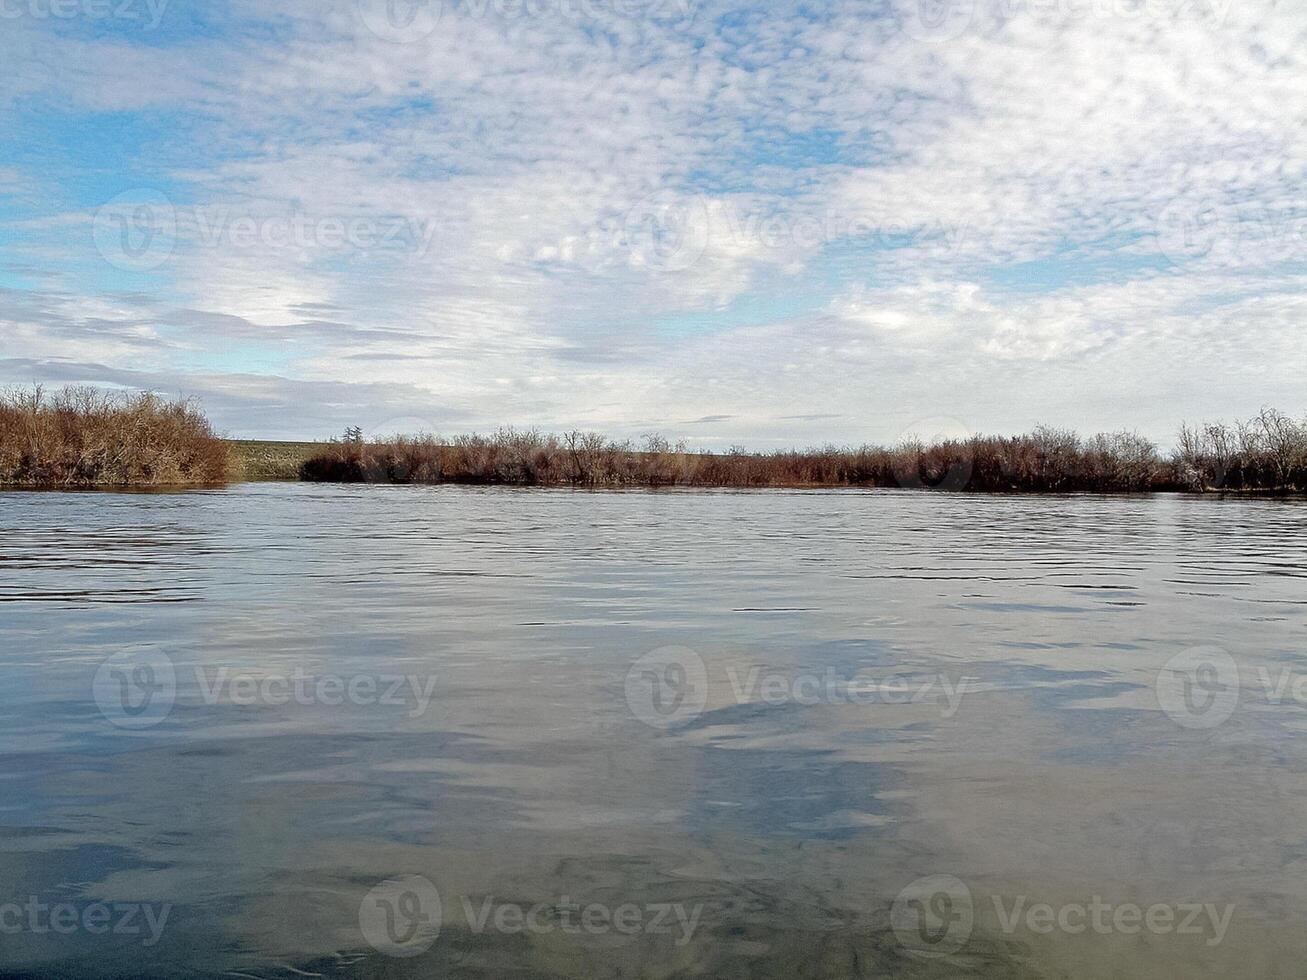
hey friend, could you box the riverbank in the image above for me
[0,387,230,487]
[5,387,1304,493]
[298,419,1307,494]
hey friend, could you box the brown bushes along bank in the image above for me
[0,386,231,487]
[6,385,1299,493]
[300,411,1307,493]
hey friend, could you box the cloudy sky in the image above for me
[1,0,1303,445]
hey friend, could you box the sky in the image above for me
[0,0,1303,446]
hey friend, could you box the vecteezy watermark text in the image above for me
[624,646,977,729]
[92,191,439,271]
[192,667,438,716]
[0,0,170,28]
[0,898,172,947]
[724,666,972,716]
[462,896,702,946]
[892,875,1234,959]
[894,0,1235,44]
[94,650,438,728]
[358,875,703,958]
[991,895,1233,946]
[618,193,970,272]
[356,0,693,44]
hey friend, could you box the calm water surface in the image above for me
[1,484,1305,978]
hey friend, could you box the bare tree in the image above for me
[1256,407,1304,489]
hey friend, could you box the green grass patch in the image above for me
[228,440,330,481]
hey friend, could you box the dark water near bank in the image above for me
[1,484,1306,978]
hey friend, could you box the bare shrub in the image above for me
[298,410,1307,494]
[1174,409,1307,492]
[0,386,230,486]
[296,423,1177,493]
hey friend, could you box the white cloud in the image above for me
[1,0,1303,445]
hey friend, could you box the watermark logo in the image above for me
[1155,647,1307,730]
[893,416,975,491]
[93,649,177,729]
[359,875,443,958]
[359,878,702,956]
[0,898,172,947]
[891,877,1234,958]
[93,191,439,269]
[891,875,974,957]
[357,0,443,42]
[625,646,709,729]
[623,192,712,272]
[1155,200,1307,265]
[1156,646,1239,730]
[1155,199,1224,263]
[625,647,976,728]
[93,653,440,729]
[92,190,177,272]
[615,196,969,274]
[895,0,976,42]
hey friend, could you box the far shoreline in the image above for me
[2,388,1305,495]
[285,417,1307,496]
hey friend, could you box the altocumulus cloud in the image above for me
[0,0,1304,444]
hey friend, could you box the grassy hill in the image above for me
[227,439,330,481]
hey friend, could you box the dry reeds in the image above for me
[299,411,1307,494]
[295,425,1155,492]
[0,386,231,487]
[11,386,1291,494]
